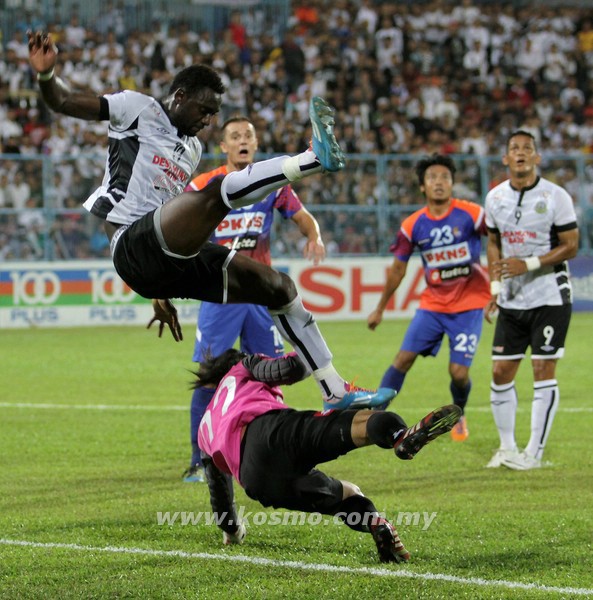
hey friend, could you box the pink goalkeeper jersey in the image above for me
[197,361,290,484]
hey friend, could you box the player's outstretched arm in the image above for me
[367,257,407,330]
[28,30,103,120]
[292,208,326,266]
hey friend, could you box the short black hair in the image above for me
[169,64,225,97]
[506,129,537,151]
[415,154,456,186]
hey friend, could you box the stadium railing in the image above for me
[0,152,592,261]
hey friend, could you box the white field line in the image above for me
[0,538,591,596]
[0,402,591,413]
[0,402,187,411]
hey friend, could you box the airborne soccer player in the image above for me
[28,30,393,412]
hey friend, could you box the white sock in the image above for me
[525,379,559,460]
[281,150,321,181]
[490,381,518,451]
[221,152,321,209]
[268,296,345,398]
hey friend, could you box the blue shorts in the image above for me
[193,302,284,363]
[401,308,484,367]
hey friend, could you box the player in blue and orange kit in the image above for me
[183,117,326,481]
[367,154,491,441]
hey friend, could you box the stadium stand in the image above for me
[1,0,592,259]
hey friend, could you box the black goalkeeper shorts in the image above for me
[239,408,359,514]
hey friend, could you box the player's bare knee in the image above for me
[189,179,227,212]
[532,359,556,381]
[492,362,513,384]
[266,271,297,308]
[279,271,297,299]
[449,364,469,387]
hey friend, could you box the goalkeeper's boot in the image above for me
[223,521,247,545]
[394,405,462,460]
[370,518,410,563]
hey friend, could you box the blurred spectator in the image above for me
[460,126,489,156]
[228,11,247,50]
[17,196,45,258]
[355,0,378,35]
[280,30,305,93]
[0,107,24,143]
[64,14,87,48]
[6,171,31,210]
[0,173,10,207]
[559,76,586,112]
[291,0,320,35]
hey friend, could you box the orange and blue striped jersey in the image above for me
[391,198,490,313]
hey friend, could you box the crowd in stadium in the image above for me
[1,0,593,259]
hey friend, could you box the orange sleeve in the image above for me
[187,165,228,191]
[452,198,483,225]
[400,207,427,240]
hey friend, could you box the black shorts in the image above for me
[492,304,572,360]
[110,210,232,301]
[239,409,359,514]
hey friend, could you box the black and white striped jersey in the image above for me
[485,176,577,309]
[83,90,202,225]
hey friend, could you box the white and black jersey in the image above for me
[83,90,202,225]
[485,176,577,310]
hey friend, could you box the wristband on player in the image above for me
[490,280,501,296]
[36,68,55,82]
[524,256,541,271]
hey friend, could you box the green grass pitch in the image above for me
[1,315,592,598]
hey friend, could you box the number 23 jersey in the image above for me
[392,198,490,313]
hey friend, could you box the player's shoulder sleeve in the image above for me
[453,198,486,233]
[399,208,425,242]
[548,180,578,230]
[103,90,152,130]
[274,184,304,218]
[187,165,228,192]
[389,209,424,258]
[484,182,506,231]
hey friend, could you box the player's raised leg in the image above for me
[220,97,345,209]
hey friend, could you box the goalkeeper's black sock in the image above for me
[334,494,381,533]
[366,411,407,449]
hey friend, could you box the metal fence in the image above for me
[1,151,592,261]
[1,0,291,49]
